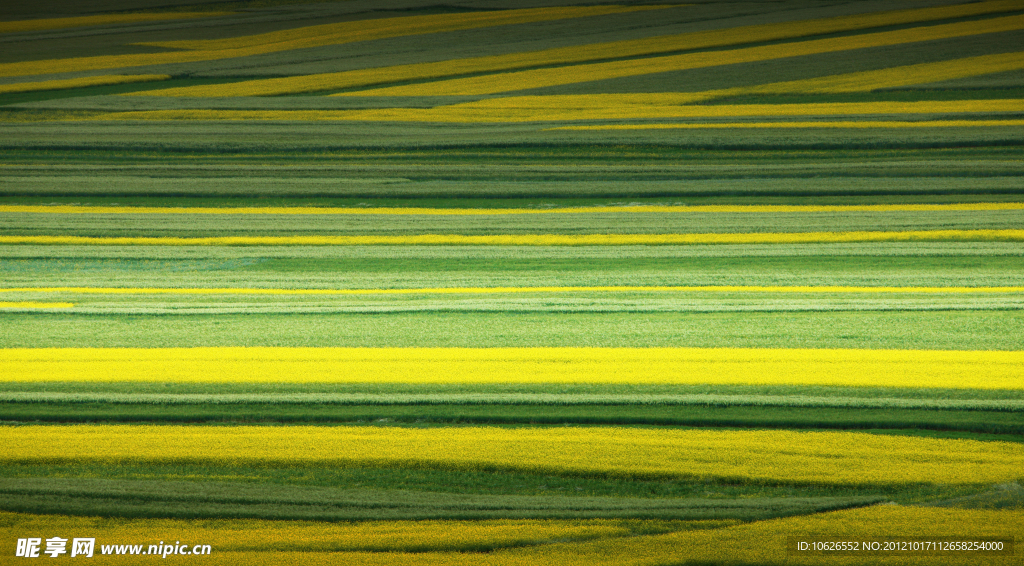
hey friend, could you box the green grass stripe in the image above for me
[1,230,1023,245]
[2,392,1021,411]
[2,285,1022,295]
[4,203,1023,214]
[2,403,1020,436]
[0,477,879,522]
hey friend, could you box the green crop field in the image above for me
[1,0,1022,564]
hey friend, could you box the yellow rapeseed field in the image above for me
[342,15,1024,96]
[0,6,654,78]
[133,0,1022,97]
[1,347,1021,389]
[2,425,1022,485]
[717,51,1024,95]
[588,52,1024,106]
[552,120,1024,130]
[43,506,1015,565]
[3,203,1022,214]
[2,285,1022,295]
[136,6,661,52]
[4,506,1021,565]
[0,75,170,94]
[0,13,229,34]
[0,512,631,553]
[2,230,1022,245]
[68,99,1024,122]
[502,506,1024,566]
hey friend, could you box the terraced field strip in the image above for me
[0,510,660,547]
[0,12,230,34]
[74,99,1024,122]
[3,231,1022,245]
[0,6,655,78]
[135,6,663,52]
[2,347,1021,389]
[343,14,1024,96]
[135,0,1024,97]
[0,506,1019,565]
[2,425,1021,485]
[4,392,1020,411]
[0,75,171,95]
[552,120,1024,130]
[0,477,870,521]
[3,285,1022,295]
[697,51,1024,98]
[5,203,1023,214]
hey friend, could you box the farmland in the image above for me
[1,0,1023,564]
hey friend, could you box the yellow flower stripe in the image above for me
[2,425,1021,485]
[2,347,1021,389]
[1,230,1021,246]
[133,0,1021,97]
[2,285,1021,295]
[551,120,1024,130]
[342,15,1024,96]
[0,512,632,554]
[548,52,1024,107]
[716,51,1024,96]
[0,301,72,308]
[3,203,1022,215]
[136,6,663,52]
[0,13,230,34]
[0,75,170,94]
[504,506,1024,566]
[36,507,1015,565]
[0,6,654,78]
[72,100,1024,122]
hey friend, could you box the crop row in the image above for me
[2,506,1019,565]
[137,6,657,53]
[0,12,225,34]
[0,75,170,95]
[2,425,1021,485]
[7,203,1024,214]
[0,510,655,550]
[2,346,1022,389]
[135,0,1022,97]
[2,230,1023,246]
[706,51,1024,97]
[2,402,1020,435]
[345,15,1024,96]
[0,476,870,521]
[5,285,1023,295]
[0,6,648,78]
[4,391,1021,410]
[7,209,1021,237]
[66,99,1024,122]
[554,120,1024,130]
